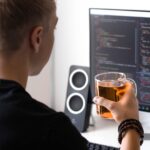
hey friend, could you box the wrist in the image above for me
[118,119,144,145]
[122,128,140,140]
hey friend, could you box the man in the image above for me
[0,0,87,149]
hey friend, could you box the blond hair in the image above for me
[0,0,56,52]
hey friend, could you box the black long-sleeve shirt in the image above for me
[0,79,88,149]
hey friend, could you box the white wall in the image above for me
[26,0,150,111]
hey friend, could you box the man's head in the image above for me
[0,0,56,52]
[0,0,57,75]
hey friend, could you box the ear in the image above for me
[30,26,44,53]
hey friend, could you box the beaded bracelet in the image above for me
[118,119,144,145]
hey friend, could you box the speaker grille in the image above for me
[69,69,88,91]
[69,95,83,111]
[66,93,86,114]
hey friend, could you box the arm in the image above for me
[120,129,140,150]
[93,83,142,150]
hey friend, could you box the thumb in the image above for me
[93,96,115,111]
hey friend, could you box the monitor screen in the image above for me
[89,8,150,112]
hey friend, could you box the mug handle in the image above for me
[126,78,137,96]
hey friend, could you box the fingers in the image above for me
[122,84,136,101]
[93,96,115,111]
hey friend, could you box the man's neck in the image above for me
[0,52,29,88]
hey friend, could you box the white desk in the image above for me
[82,105,150,150]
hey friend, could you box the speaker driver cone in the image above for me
[66,93,86,114]
[69,69,88,91]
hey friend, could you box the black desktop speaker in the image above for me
[64,65,92,132]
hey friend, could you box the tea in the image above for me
[95,80,130,119]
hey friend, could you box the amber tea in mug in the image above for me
[95,72,137,119]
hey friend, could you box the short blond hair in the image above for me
[0,0,56,52]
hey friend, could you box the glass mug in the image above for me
[95,72,137,119]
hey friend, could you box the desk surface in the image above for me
[82,105,150,150]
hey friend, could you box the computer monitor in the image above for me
[89,8,150,112]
